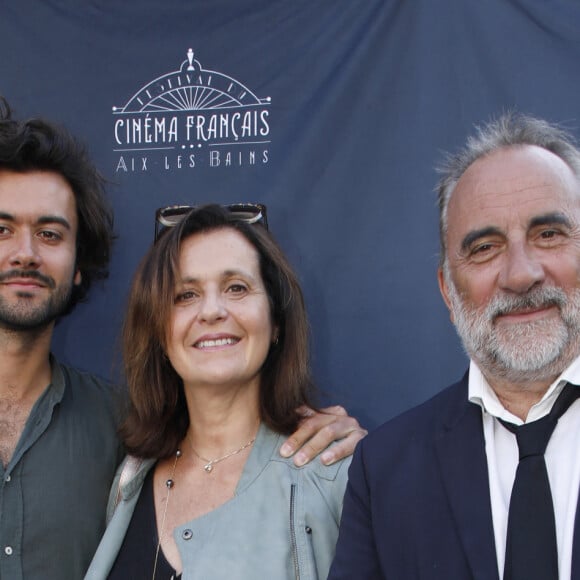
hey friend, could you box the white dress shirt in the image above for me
[468,357,580,580]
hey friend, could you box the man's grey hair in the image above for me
[437,112,580,267]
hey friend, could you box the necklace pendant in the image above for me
[204,463,213,473]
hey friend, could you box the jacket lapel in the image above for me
[434,376,500,580]
[572,485,580,576]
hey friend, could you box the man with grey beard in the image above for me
[329,113,580,580]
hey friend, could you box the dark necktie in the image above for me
[500,383,580,580]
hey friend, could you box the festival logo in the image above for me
[112,49,271,173]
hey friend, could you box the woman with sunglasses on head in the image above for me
[86,204,354,580]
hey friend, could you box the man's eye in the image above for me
[467,241,500,263]
[540,229,558,239]
[38,231,61,241]
[471,243,493,255]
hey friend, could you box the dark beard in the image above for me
[0,271,74,332]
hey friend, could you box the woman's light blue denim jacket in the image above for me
[85,423,350,580]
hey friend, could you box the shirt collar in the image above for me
[468,355,580,424]
[48,354,66,402]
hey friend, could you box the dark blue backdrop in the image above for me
[2,0,580,429]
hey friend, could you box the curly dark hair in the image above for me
[0,96,114,314]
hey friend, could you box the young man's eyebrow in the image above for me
[36,215,72,229]
[0,213,72,230]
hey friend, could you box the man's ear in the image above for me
[73,269,82,287]
[437,267,455,323]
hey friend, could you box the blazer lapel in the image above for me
[572,485,580,577]
[435,378,500,580]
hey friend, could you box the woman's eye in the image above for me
[227,284,247,294]
[175,290,197,303]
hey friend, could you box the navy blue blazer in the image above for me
[328,374,580,579]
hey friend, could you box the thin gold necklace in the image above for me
[152,435,256,578]
[153,449,181,580]
[190,437,256,473]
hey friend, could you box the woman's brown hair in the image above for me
[121,204,317,458]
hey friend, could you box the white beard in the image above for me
[444,269,580,383]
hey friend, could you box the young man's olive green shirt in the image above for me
[0,358,124,580]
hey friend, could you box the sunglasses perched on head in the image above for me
[154,203,268,241]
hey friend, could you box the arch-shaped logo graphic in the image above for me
[112,49,271,173]
[114,48,270,113]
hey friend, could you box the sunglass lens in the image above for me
[158,207,192,227]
